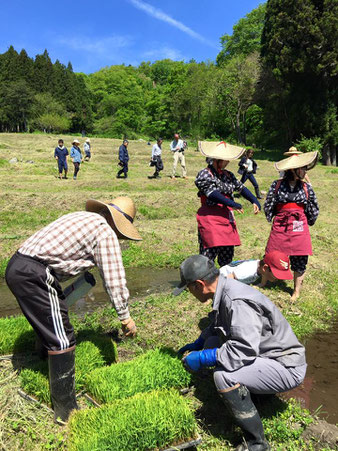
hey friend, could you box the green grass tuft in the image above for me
[19,340,118,404]
[85,348,191,404]
[67,389,198,451]
[0,316,35,355]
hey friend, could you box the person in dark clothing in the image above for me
[54,139,69,179]
[117,139,129,178]
[238,149,262,199]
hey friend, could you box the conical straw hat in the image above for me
[198,141,245,160]
[274,151,318,172]
[86,197,142,241]
[283,146,303,156]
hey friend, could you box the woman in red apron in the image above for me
[195,141,261,266]
[264,151,319,301]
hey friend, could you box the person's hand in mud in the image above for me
[121,317,137,338]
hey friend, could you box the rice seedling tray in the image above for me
[85,348,191,404]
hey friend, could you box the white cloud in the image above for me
[142,46,185,61]
[128,0,218,48]
[58,35,132,56]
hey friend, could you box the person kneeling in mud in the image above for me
[5,197,142,423]
[220,250,293,287]
[174,255,306,451]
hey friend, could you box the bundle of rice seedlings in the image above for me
[0,316,34,355]
[67,389,198,451]
[85,349,191,404]
[20,340,117,404]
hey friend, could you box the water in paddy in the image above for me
[0,271,337,424]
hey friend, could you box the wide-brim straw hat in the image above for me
[85,138,91,143]
[283,146,303,156]
[86,197,142,241]
[274,151,318,172]
[73,139,80,145]
[198,141,245,160]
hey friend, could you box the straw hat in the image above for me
[86,197,142,241]
[73,139,80,145]
[283,146,303,156]
[198,141,245,160]
[274,151,318,172]
[85,138,91,143]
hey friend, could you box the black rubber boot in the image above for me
[219,385,270,451]
[48,346,78,423]
[255,187,263,199]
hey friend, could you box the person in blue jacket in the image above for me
[70,139,82,180]
[54,139,69,179]
[117,139,129,179]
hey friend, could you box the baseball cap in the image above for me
[172,255,219,296]
[264,251,293,280]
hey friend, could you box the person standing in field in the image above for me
[70,139,82,180]
[117,139,129,179]
[5,196,142,423]
[149,137,164,179]
[170,133,187,179]
[264,151,319,301]
[54,139,69,179]
[84,138,91,161]
[195,141,261,267]
[238,149,263,199]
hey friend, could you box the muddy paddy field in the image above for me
[0,134,337,450]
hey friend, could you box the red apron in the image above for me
[265,203,312,256]
[197,196,241,248]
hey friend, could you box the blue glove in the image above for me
[241,186,261,210]
[177,336,205,355]
[208,190,242,209]
[182,348,217,372]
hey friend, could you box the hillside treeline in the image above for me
[0,0,336,163]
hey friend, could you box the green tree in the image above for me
[260,0,338,163]
[217,3,266,65]
[0,80,34,132]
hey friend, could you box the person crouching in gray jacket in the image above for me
[173,255,307,451]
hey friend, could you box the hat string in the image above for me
[108,203,134,223]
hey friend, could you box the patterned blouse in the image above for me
[195,165,244,206]
[264,179,319,225]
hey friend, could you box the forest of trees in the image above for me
[0,0,336,163]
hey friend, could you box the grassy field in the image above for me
[0,133,337,450]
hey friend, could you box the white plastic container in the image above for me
[64,271,96,307]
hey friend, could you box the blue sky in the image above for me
[1,0,263,73]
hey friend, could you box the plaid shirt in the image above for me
[19,211,130,320]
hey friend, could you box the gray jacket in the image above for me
[203,276,306,371]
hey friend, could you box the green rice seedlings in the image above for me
[0,316,35,355]
[20,340,117,404]
[85,348,191,404]
[67,389,198,451]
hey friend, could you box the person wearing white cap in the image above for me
[5,197,142,423]
[264,151,319,301]
[70,139,82,180]
[173,254,306,451]
[84,138,91,161]
[195,141,261,267]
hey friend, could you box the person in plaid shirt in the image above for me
[5,196,142,422]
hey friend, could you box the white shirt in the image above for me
[170,139,184,152]
[220,259,260,285]
[246,158,253,172]
[151,143,162,158]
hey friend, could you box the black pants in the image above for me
[153,156,163,175]
[290,255,308,274]
[241,172,259,189]
[73,162,80,177]
[5,252,75,351]
[117,162,128,177]
[198,232,234,266]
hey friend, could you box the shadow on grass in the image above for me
[191,370,289,447]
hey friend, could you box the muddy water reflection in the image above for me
[0,267,179,318]
[281,321,338,424]
[0,272,337,424]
